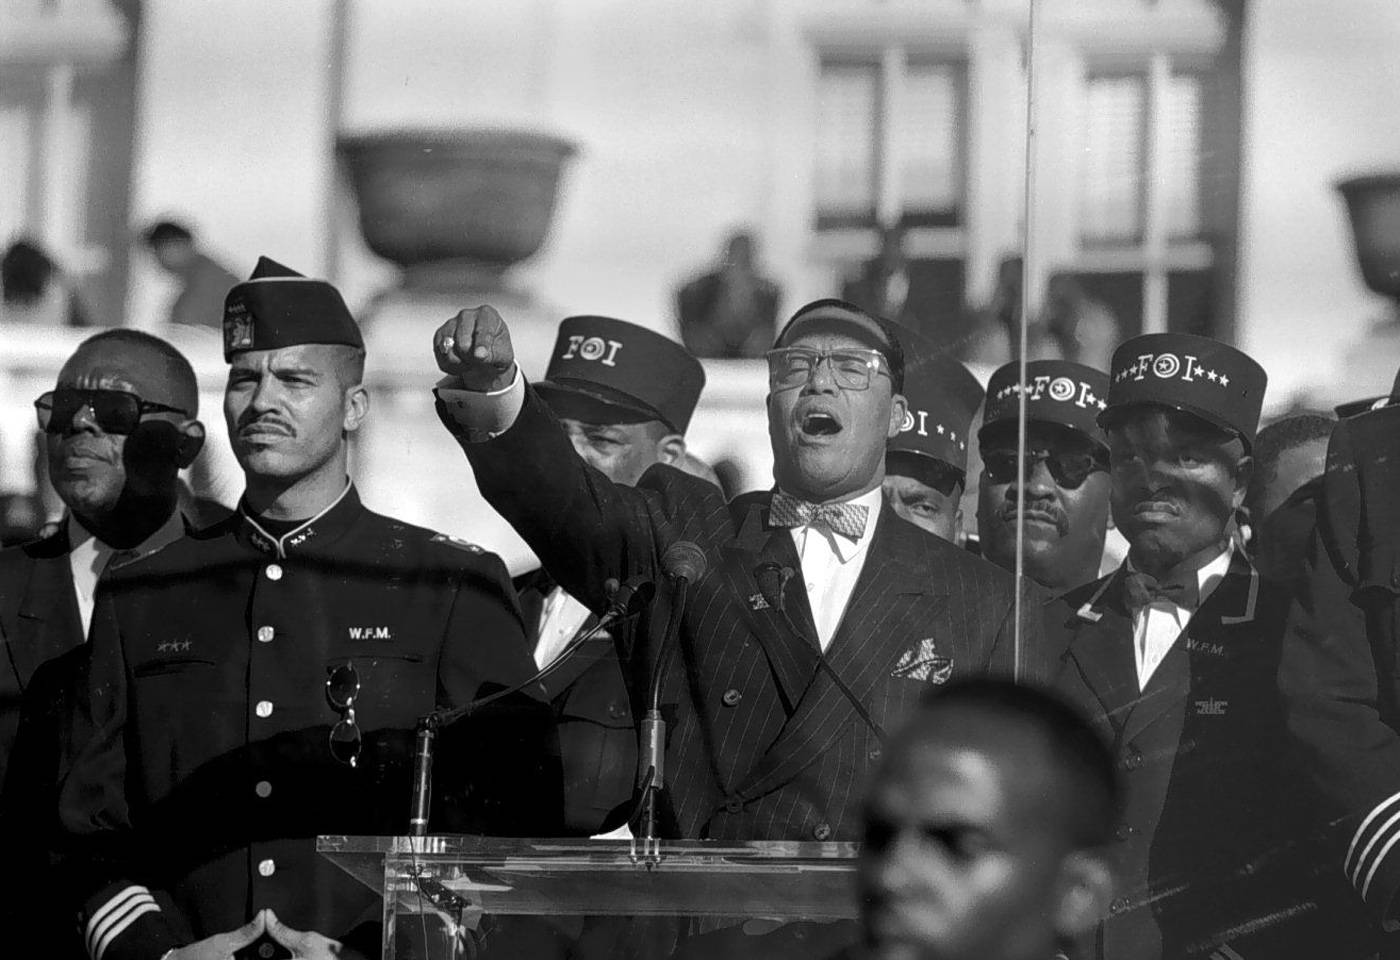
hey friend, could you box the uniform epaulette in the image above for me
[431,533,484,554]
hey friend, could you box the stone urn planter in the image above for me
[337,128,577,288]
[1338,173,1400,304]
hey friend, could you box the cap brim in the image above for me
[535,379,668,429]
[1098,400,1249,448]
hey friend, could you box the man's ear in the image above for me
[657,434,687,467]
[1053,850,1115,942]
[887,393,909,440]
[175,420,206,469]
[343,385,370,434]
[1232,454,1253,511]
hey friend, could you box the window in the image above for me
[814,55,964,230]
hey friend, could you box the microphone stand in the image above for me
[409,576,652,838]
[636,576,689,861]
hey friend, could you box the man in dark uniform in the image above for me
[976,359,1113,597]
[1279,369,1400,946]
[881,326,983,543]
[431,297,1045,847]
[519,315,705,835]
[0,330,207,958]
[1054,334,1337,960]
[56,258,544,960]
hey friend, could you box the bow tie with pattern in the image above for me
[769,492,870,540]
[1124,571,1191,612]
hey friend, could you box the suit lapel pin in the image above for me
[748,593,771,611]
[1076,602,1104,623]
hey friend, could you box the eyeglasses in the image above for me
[34,388,190,435]
[326,662,362,768]
[765,348,888,392]
[982,449,1107,491]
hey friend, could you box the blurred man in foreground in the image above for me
[882,326,983,543]
[975,360,1112,598]
[56,258,544,960]
[856,678,1118,960]
[519,314,705,835]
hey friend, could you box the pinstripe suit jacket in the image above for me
[454,387,1043,841]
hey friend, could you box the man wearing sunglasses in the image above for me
[974,359,1113,598]
[54,259,544,960]
[881,326,984,544]
[432,297,1038,860]
[0,330,205,955]
[1054,334,1340,960]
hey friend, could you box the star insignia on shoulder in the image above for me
[431,533,483,554]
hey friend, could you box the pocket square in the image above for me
[891,638,953,683]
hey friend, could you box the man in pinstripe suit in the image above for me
[433,298,1044,845]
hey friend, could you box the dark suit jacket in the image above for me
[1280,405,1400,937]
[516,569,637,834]
[1057,554,1336,960]
[451,387,1044,842]
[0,529,83,789]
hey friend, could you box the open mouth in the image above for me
[800,411,843,437]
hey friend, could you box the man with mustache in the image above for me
[0,330,206,957]
[975,359,1113,596]
[432,297,1042,855]
[55,258,544,960]
[881,326,983,544]
[1054,334,1337,960]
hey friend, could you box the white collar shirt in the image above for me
[534,586,593,669]
[1130,545,1233,690]
[67,510,187,637]
[785,486,884,652]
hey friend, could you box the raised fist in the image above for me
[434,305,516,392]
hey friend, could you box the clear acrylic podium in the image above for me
[318,835,859,959]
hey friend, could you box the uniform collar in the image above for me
[67,508,188,567]
[237,480,359,559]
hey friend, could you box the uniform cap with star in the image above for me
[887,325,984,474]
[1101,333,1267,447]
[979,359,1111,450]
[221,256,363,362]
[535,315,705,434]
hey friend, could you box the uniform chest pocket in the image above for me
[133,657,217,678]
[325,652,432,728]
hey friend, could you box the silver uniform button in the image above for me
[255,700,274,718]
[265,564,283,581]
[257,626,274,643]
[258,858,276,877]
[255,780,272,798]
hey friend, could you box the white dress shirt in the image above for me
[1131,545,1233,689]
[534,586,593,669]
[67,510,187,636]
[786,486,883,651]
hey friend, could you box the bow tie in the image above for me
[770,492,870,541]
[1124,570,1192,612]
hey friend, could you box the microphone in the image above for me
[638,541,708,852]
[409,572,654,836]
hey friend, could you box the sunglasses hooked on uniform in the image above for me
[326,661,362,768]
[765,347,889,392]
[982,449,1108,491]
[34,388,190,435]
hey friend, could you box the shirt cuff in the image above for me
[433,367,525,442]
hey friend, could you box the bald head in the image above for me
[61,329,200,417]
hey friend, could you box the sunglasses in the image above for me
[34,388,190,436]
[326,662,362,768]
[765,348,888,392]
[982,449,1107,491]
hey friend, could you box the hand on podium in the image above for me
[164,913,266,960]
[434,305,517,392]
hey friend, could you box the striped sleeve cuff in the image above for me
[83,885,166,960]
[1347,791,1400,928]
